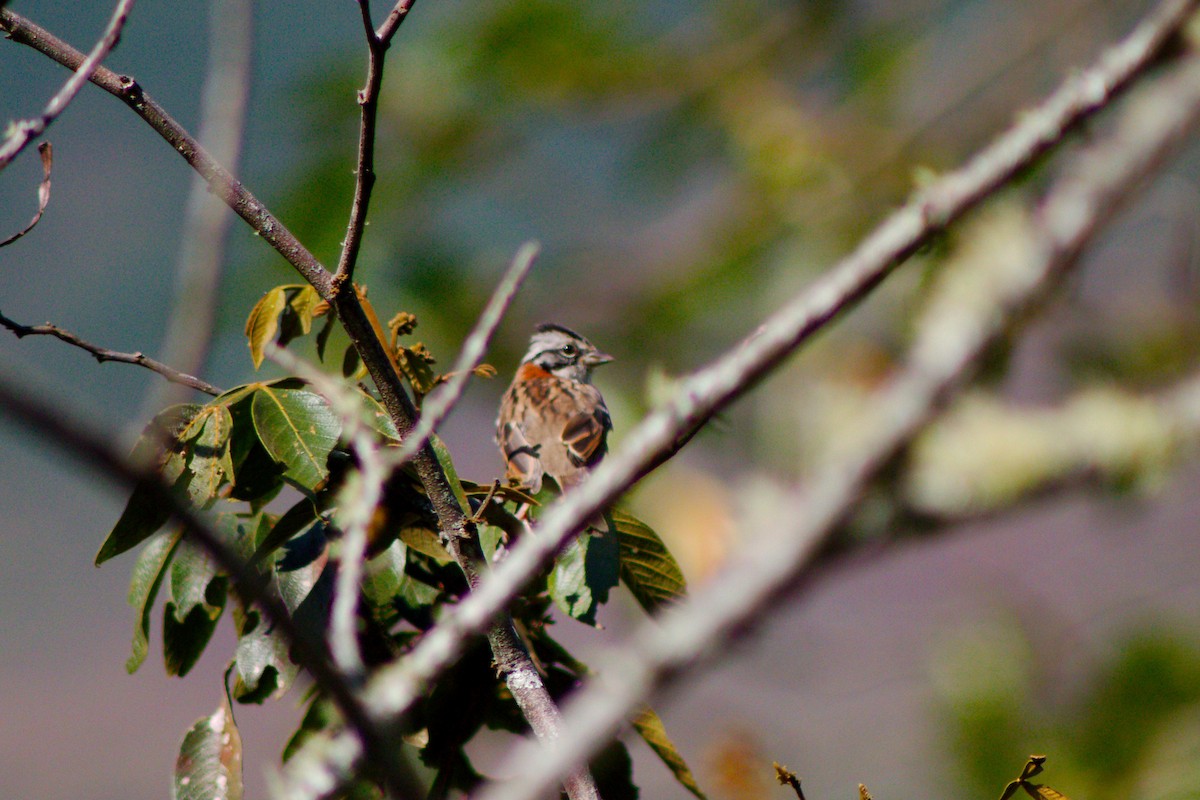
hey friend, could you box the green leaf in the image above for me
[250,497,320,565]
[631,706,709,800]
[228,437,285,508]
[479,524,504,563]
[173,694,243,800]
[359,391,401,442]
[232,622,290,704]
[95,404,203,565]
[612,509,687,614]
[282,696,341,763]
[168,538,222,623]
[251,380,341,493]
[244,285,290,370]
[315,311,336,362]
[397,570,442,610]
[548,530,619,626]
[429,433,471,511]
[362,539,408,610]
[162,523,235,677]
[164,591,226,677]
[233,560,328,702]
[592,740,639,800]
[341,344,363,380]
[126,530,182,673]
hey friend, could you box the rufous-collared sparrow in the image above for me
[496,323,613,494]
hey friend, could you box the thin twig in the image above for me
[331,1,387,290]
[388,241,539,467]
[376,0,417,46]
[0,311,222,395]
[0,8,333,294]
[0,142,53,247]
[0,0,133,171]
[149,0,253,414]
[479,42,1200,800]
[773,763,805,800]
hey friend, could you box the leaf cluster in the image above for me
[99,284,702,798]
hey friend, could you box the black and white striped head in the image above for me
[521,323,612,383]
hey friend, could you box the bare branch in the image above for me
[480,41,1200,800]
[330,1,387,290]
[0,8,333,294]
[0,311,222,395]
[150,0,253,413]
[0,142,53,247]
[376,0,417,46]
[0,0,133,171]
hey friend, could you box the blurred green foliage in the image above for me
[935,623,1200,800]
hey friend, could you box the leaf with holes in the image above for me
[233,557,328,703]
[185,405,235,508]
[251,380,341,493]
[173,694,243,800]
[162,518,239,677]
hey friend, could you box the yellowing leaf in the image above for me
[244,286,289,369]
[631,706,708,800]
[396,343,438,397]
[1032,786,1069,800]
[186,405,235,508]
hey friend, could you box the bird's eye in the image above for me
[560,343,578,357]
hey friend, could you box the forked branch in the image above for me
[0,0,133,171]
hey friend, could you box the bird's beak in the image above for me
[585,350,614,367]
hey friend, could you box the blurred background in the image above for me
[2,0,1200,798]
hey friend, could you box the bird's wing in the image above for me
[561,405,610,467]
[499,421,543,494]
